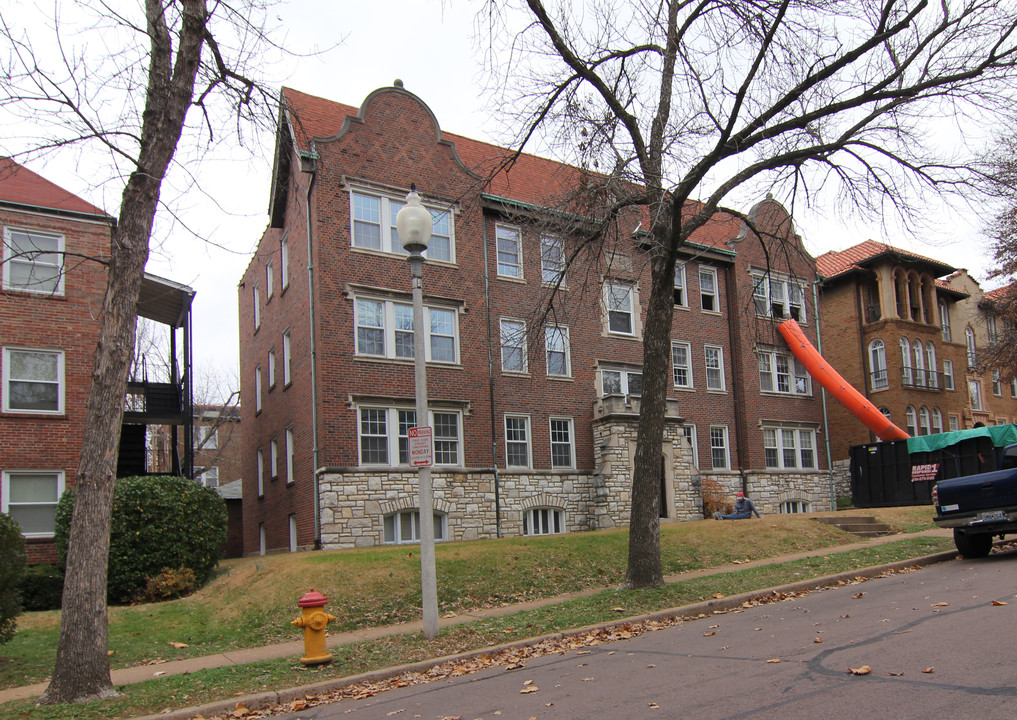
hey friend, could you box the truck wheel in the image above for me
[953,529,993,559]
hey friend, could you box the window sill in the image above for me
[501,371,531,378]
[546,375,574,382]
[496,274,527,284]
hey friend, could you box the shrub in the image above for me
[55,475,227,604]
[19,564,64,611]
[701,477,733,518]
[0,513,27,644]
[140,567,197,603]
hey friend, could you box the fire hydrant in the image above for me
[291,589,337,666]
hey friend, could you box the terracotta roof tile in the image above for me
[817,239,955,280]
[0,157,110,218]
[281,87,738,252]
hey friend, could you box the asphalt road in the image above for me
[281,546,1017,720]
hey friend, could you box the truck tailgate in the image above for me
[936,467,1017,515]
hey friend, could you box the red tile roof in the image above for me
[281,87,739,252]
[0,157,110,218]
[984,284,1016,303]
[816,239,955,280]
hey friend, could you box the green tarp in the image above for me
[906,424,1017,454]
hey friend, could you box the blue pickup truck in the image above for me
[933,443,1017,558]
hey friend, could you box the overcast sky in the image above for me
[4,0,1000,393]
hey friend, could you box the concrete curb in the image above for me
[130,548,961,720]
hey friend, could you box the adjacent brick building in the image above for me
[0,157,195,561]
[239,84,831,554]
[816,241,1017,462]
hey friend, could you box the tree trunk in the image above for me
[625,243,677,589]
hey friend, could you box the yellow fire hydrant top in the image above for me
[292,589,337,666]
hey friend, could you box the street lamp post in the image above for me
[395,185,439,639]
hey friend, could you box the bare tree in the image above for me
[1,0,279,703]
[979,133,1017,376]
[480,0,1017,588]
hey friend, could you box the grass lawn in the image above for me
[0,506,941,719]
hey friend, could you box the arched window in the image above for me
[869,339,888,389]
[779,500,812,514]
[932,408,944,434]
[926,343,938,388]
[523,507,565,536]
[919,406,931,435]
[879,407,892,421]
[913,339,925,387]
[966,327,977,368]
[900,338,913,385]
[905,406,918,436]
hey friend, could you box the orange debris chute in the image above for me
[777,319,910,441]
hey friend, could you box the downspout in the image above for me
[725,263,749,494]
[814,280,836,510]
[481,212,502,537]
[302,145,322,549]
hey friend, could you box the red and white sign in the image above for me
[911,462,940,483]
[408,426,433,467]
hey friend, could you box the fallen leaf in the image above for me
[887,672,903,677]
[712,593,725,599]
[703,631,716,637]
[766,658,781,664]
[612,607,626,613]
[646,664,656,668]
[709,624,720,629]
[814,636,823,644]
[232,702,250,718]
[153,671,166,677]
[385,710,404,716]
[649,702,660,709]
[923,667,935,674]
[523,679,534,686]
[291,699,308,711]
[107,650,116,656]
[992,600,1008,606]
[848,666,872,676]
[932,602,949,607]
[169,641,189,649]
[520,686,540,694]
[853,592,865,600]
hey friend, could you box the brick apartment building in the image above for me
[816,241,1017,461]
[0,157,195,561]
[239,84,831,555]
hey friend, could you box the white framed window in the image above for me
[699,267,719,312]
[280,236,289,290]
[266,259,274,299]
[674,264,688,307]
[270,438,279,478]
[710,426,729,470]
[605,281,636,335]
[948,414,960,432]
[289,515,297,553]
[919,406,931,435]
[285,427,295,483]
[253,281,260,329]
[257,448,264,496]
[965,327,977,368]
[549,417,575,469]
[196,425,218,450]
[752,271,807,321]
[1,470,64,537]
[254,365,262,413]
[680,425,699,467]
[267,349,276,389]
[912,340,926,387]
[932,408,944,434]
[969,380,983,412]
[779,500,812,514]
[545,325,570,377]
[600,366,643,397]
[383,510,447,544]
[2,227,64,295]
[900,337,912,386]
[355,298,459,364]
[943,359,955,390]
[993,370,1003,396]
[357,407,462,467]
[3,347,64,414]
[763,427,817,469]
[496,223,522,278]
[540,235,565,285]
[940,301,951,341]
[705,345,725,391]
[523,507,564,536]
[926,343,938,388]
[1011,377,1017,398]
[672,342,693,388]
[200,466,219,488]
[905,406,918,436]
[505,415,531,468]
[869,339,888,390]
[351,190,454,262]
[500,319,527,373]
[988,314,998,346]
[758,349,811,395]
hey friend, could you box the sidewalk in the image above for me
[0,528,957,708]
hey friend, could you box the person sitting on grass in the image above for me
[713,491,761,520]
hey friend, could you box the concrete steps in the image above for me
[813,515,896,538]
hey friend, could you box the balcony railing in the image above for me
[899,367,943,391]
